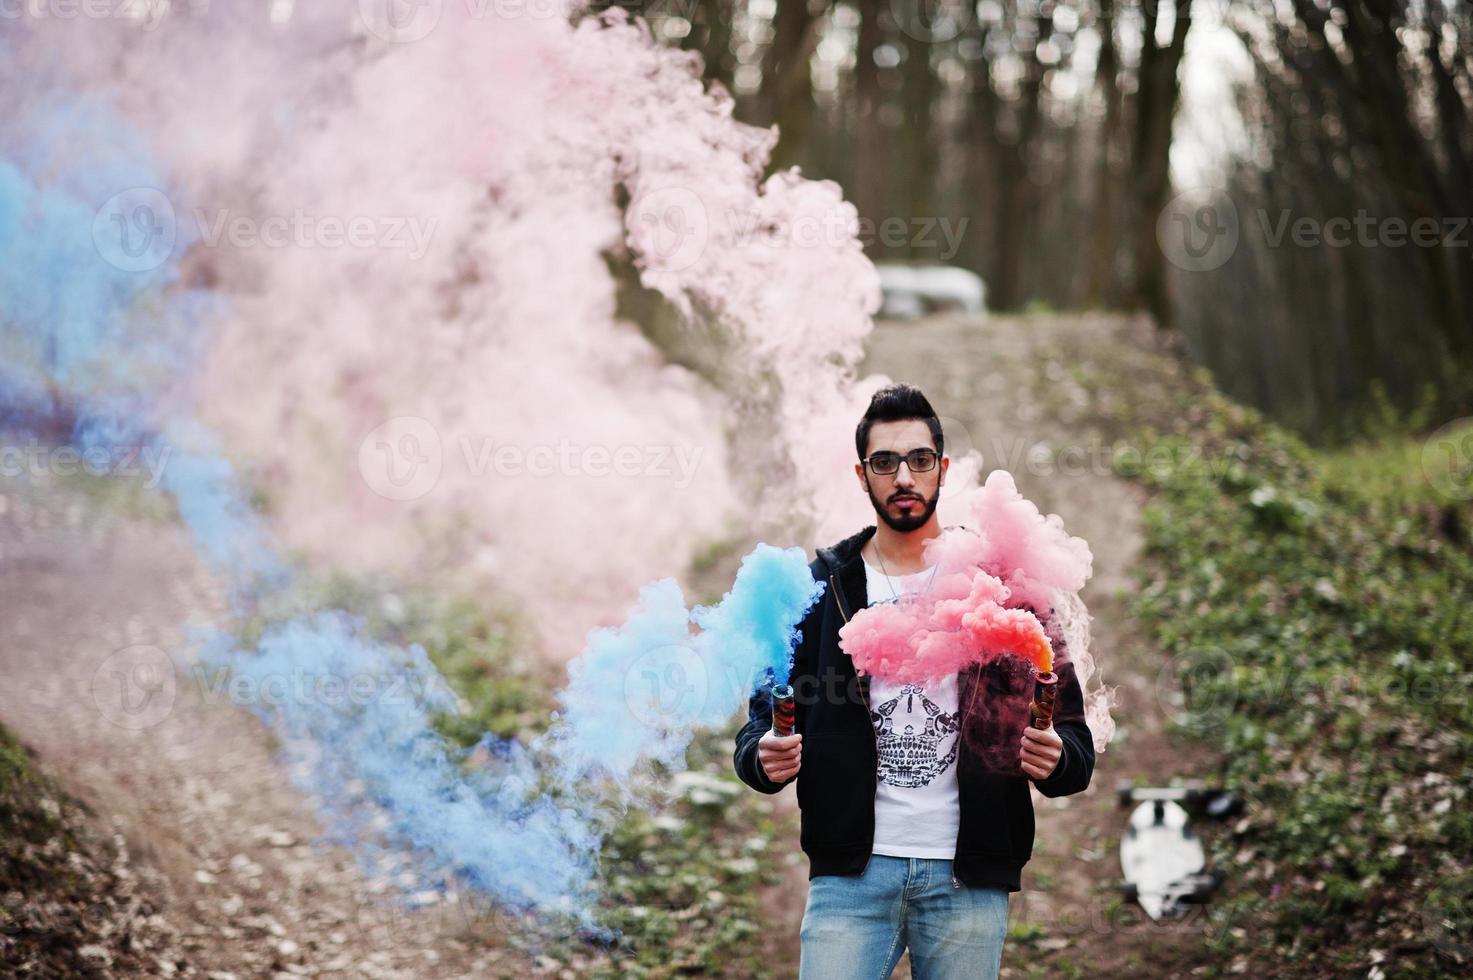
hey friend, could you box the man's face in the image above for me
[855,418,949,533]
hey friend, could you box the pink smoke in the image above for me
[840,567,1053,683]
[10,6,1118,756]
[842,470,1113,751]
[9,3,957,661]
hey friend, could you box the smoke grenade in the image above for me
[1030,671,1058,730]
[770,683,796,737]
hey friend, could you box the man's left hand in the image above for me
[1020,725,1063,780]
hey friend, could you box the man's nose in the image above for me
[894,465,916,488]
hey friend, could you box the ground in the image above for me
[0,484,516,978]
[0,311,1221,978]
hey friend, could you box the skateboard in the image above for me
[1117,781,1238,919]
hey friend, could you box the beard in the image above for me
[865,482,941,533]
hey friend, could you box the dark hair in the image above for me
[855,383,944,460]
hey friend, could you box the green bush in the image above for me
[1119,375,1473,978]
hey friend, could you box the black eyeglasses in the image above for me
[863,449,939,476]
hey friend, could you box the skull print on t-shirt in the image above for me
[872,684,960,789]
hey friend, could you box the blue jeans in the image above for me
[798,855,1009,980]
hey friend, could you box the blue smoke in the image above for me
[199,611,606,916]
[553,545,823,792]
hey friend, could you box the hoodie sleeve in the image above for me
[1031,657,1096,798]
[733,681,789,794]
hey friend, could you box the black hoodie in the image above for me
[732,524,1095,890]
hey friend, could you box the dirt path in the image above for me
[0,478,518,979]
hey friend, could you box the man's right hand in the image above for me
[758,731,802,783]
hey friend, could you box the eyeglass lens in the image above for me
[870,450,936,474]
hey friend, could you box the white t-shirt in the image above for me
[862,548,961,860]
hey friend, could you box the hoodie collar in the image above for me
[816,524,876,576]
[816,525,876,624]
[818,523,978,623]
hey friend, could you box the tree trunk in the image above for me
[762,0,829,171]
[1085,0,1123,305]
[992,20,1044,309]
[902,29,936,258]
[1129,0,1193,330]
[852,0,887,241]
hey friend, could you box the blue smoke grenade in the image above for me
[2,77,824,931]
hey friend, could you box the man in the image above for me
[732,383,1095,980]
